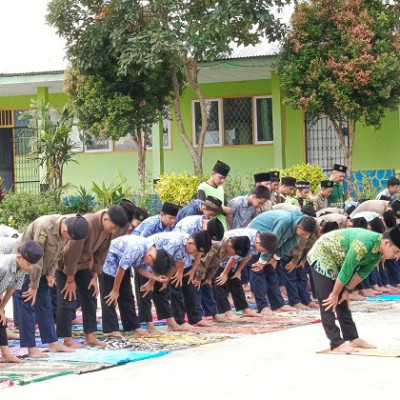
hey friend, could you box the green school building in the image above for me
[1,28,399,194]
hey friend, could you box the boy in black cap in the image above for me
[14,214,89,358]
[253,172,273,215]
[376,176,400,203]
[293,181,313,207]
[313,180,334,212]
[1,240,43,363]
[175,196,222,225]
[198,160,232,230]
[275,176,297,205]
[56,206,127,349]
[327,164,347,208]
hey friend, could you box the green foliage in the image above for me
[224,175,248,201]
[277,0,400,127]
[0,191,62,231]
[155,173,208,207]
[18,100,79,197]
[280,163,327,193]
[62,186,96,214]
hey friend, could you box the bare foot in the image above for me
[146,323,162,336]
[64,338,84,349]
[277,305,298,312]
[168,322,193,332]
[193,319,213,327]
[306,302,319,309]
[71,319,83,325]
[332,343,355,354]
[1,353,21,363]
[108,331,125,340]
[6,329,19,340]
[292,303,311,310]
[349,292,365,301]
[260,307,274,316]
[84,337,106,347]
[241,308,259,317]
[212,314,229,323]
[224,311,240,321]
[27,348,49,358]
[350,338,376,349]
[48,341,75,353]
[133,328,148,337]
[372,285,390,293]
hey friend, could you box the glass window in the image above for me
[193,100,221,146]
[255,97,273,143]
[83,133,112,152]
[223,97,252,146]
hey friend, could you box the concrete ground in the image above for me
[6,306,400,399]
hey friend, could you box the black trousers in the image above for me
[0,319,7,346]
[169,267,202,325]
[99,270,141,333]
[213,267,249,313]
[56,269,98,338]
[134,270,172,323]
[311,268,359,349]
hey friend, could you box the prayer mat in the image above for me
[366,295,400,301]
[317,347,400,357]
[0,360,113,386]
[128,333,232,347]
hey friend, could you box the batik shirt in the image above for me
[103,236,154,277]
[0,254,26,294]
[228,195,256,229]
[132,214,173,237]
[327,183,345,209]
[173,215,206,236]
[0,237,17,255]
[307,228,382,283]
[148,231,192,269]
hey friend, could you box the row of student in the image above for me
[1,160,400,361]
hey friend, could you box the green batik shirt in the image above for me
[327,183,345,209]
[307,228,382,283]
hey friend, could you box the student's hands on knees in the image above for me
[105,289,119,306]
[193,279,201,290]
[88,277,100,298]
[46,275,56,287]
[339,290,350,307]
[215,272,228,286]
[251,261,265,273]
[171,269,183,287]
[0,307,6,325]
[322,292,339,312]
[61,281,77,301]
[184,269,196,284]
[285,262,297,273]
[140,281,154,297]
[22,288,38,306]
[231,271,241,281]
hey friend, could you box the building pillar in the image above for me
[36,87,49,191]
[271,72,285,169]
[152,113,164,184]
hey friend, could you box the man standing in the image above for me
[56,206,127,348]
[327,164,347,208]
[308,226,400,353]
[14,214,89,358]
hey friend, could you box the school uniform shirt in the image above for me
[249,210,305,263]
[0,225,20,238]
[316,213,348,229]
[308,228,382,283]
[132,214,173,237]
[173,215,206,236]
[228,195,256,229]
[196,239,230,281]
[148,231,192,269]
[0,237,17,255]
[288,231,318,264]
[103,236,154,277]
[316,207,345,217]
[175,199,203,224]
[313,193,328,212]
[14,215,69,289]
[224,228,259,259]
[327,182,345,208]
[376,188,397,203]
[272,203,300,211]
[350,211,379,222]
[59,211,112,276]
[0,254,26,294]
[198,182,227,231]
[351,200,389,216]
[255,199,273,216]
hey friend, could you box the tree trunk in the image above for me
[135,131,147,192]
[171,69,203,175]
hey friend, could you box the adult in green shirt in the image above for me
[307,226,400,353]
[198,160,231,231]
[327,163,347,208]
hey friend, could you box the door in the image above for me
[0,128,14,190]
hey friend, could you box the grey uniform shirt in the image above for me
[0,237,18,255]
[312,193,328,212]
[0,254,26,294]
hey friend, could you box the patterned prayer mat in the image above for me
[317,347,400,357]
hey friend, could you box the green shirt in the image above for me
[307,228,382,283]
[198,182,227,230]
[327,183,345,208]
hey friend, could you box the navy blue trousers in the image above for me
[249,255,285,311]
[15,275,58,348]
[378,262,389,286]
[195,283,218,317]
[385,259,400,285]
[279,256,312,306]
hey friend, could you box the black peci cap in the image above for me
[120,199,137,221]
[281,176,297,187]
[389,224,400,248]
[19,241,43,264]
[321,180,334,189]
[66,215,89,240]
[207,218,225,241]
[333,164,347,173]
[161,202,179,217]
[212,160,231,177]
[383,210,397,228]
[231,236,250,257]
[133,207,149,222]
[254,172,271,183]
[268,171,280,182]
[204,196,223,213]
[296,181,310,189]
[192,231,212,253]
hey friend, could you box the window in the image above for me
[193,100,222,146]
[192,96,273,147]
[14,110,35,156]
[254,96,273,143]
[83,133,112,152]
